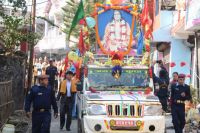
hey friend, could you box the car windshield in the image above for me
[87,68,150,91]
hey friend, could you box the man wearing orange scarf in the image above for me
[59,71,78,131]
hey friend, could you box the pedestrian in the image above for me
[152,61,169,112]
[58,71,78,131]
[153,69,170,112]
[41,66,46,75]
[171,74,192,133]
[171,72,179,84]
[46,59,58,90]
[59,59,67,82]
[42,57,49,69]
[154,60,169,79]
[168,72,179,107]
[25,75,58,133]
[33,65,38,85]
[36,58,43,76]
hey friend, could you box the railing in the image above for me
[93,54,143,64]
[0,80,14,129]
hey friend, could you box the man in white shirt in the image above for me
[59,71,74,131]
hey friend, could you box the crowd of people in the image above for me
[33,57,67,91]
[25,56,79,133]
[25,56,194,133]
[152,60,192,133]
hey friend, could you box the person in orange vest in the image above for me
[58,71,78,131]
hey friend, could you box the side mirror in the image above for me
[77,82,83,91]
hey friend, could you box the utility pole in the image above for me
[195,32,200,99]
[27,0,36,91]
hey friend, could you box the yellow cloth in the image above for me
[33,68,38,76]
[59,78,78,94]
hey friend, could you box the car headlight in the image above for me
[144,105,163,116]
[87,104,107,115]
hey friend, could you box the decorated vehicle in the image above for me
[76,55,165,133]
[66,0,165,132]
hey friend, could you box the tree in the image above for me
[0,13,40,55]
[0,0,58,56]
[62,0,104,50]
[0,0,27,15]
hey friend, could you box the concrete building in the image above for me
[171,0,200,94]
[34,0,70,59]
[151,0,194,84]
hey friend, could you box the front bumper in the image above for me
[83,115,165,133]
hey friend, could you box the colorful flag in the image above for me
[68,0,84,39]
[141,0,152,52]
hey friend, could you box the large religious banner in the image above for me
[95,4,137,56]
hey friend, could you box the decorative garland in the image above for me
[93,4,139,16]
[95,4,138,56]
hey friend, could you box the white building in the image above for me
[34,0,71,59]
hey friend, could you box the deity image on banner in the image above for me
[96,8,137,55]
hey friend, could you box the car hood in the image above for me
[85,91,159,102]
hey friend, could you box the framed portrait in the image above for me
[95,4,137,56]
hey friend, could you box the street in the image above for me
[50,114,175,133]
[1,1,199,133]
[51,116,77,133]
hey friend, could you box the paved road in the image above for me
[50,114,175,133]
[50,114,77,133]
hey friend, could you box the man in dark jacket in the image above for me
[25,75,58,133]
[153,69,169,112]
[171,74,191,133]
[46,60,58,90]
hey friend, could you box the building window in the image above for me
[161,0,176,11]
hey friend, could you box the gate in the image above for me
[0,80,14,128]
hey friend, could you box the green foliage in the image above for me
[62,0,102,49]
[0,14,40,55]
[0,15,23,51]
[0,0,27,15]
[62,0,79,37]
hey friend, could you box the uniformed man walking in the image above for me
[46,59,58,91]
[171,74,192,133]
[25,75,58,133]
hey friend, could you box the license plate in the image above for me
[110,120,136,127]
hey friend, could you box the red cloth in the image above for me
[178,74,186,78]
[171,80,178,84]
[79,19,86,25]
[89,87,99,93]
[141,0,149,27]
[78,29,86,55]
[64,54,69,72]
